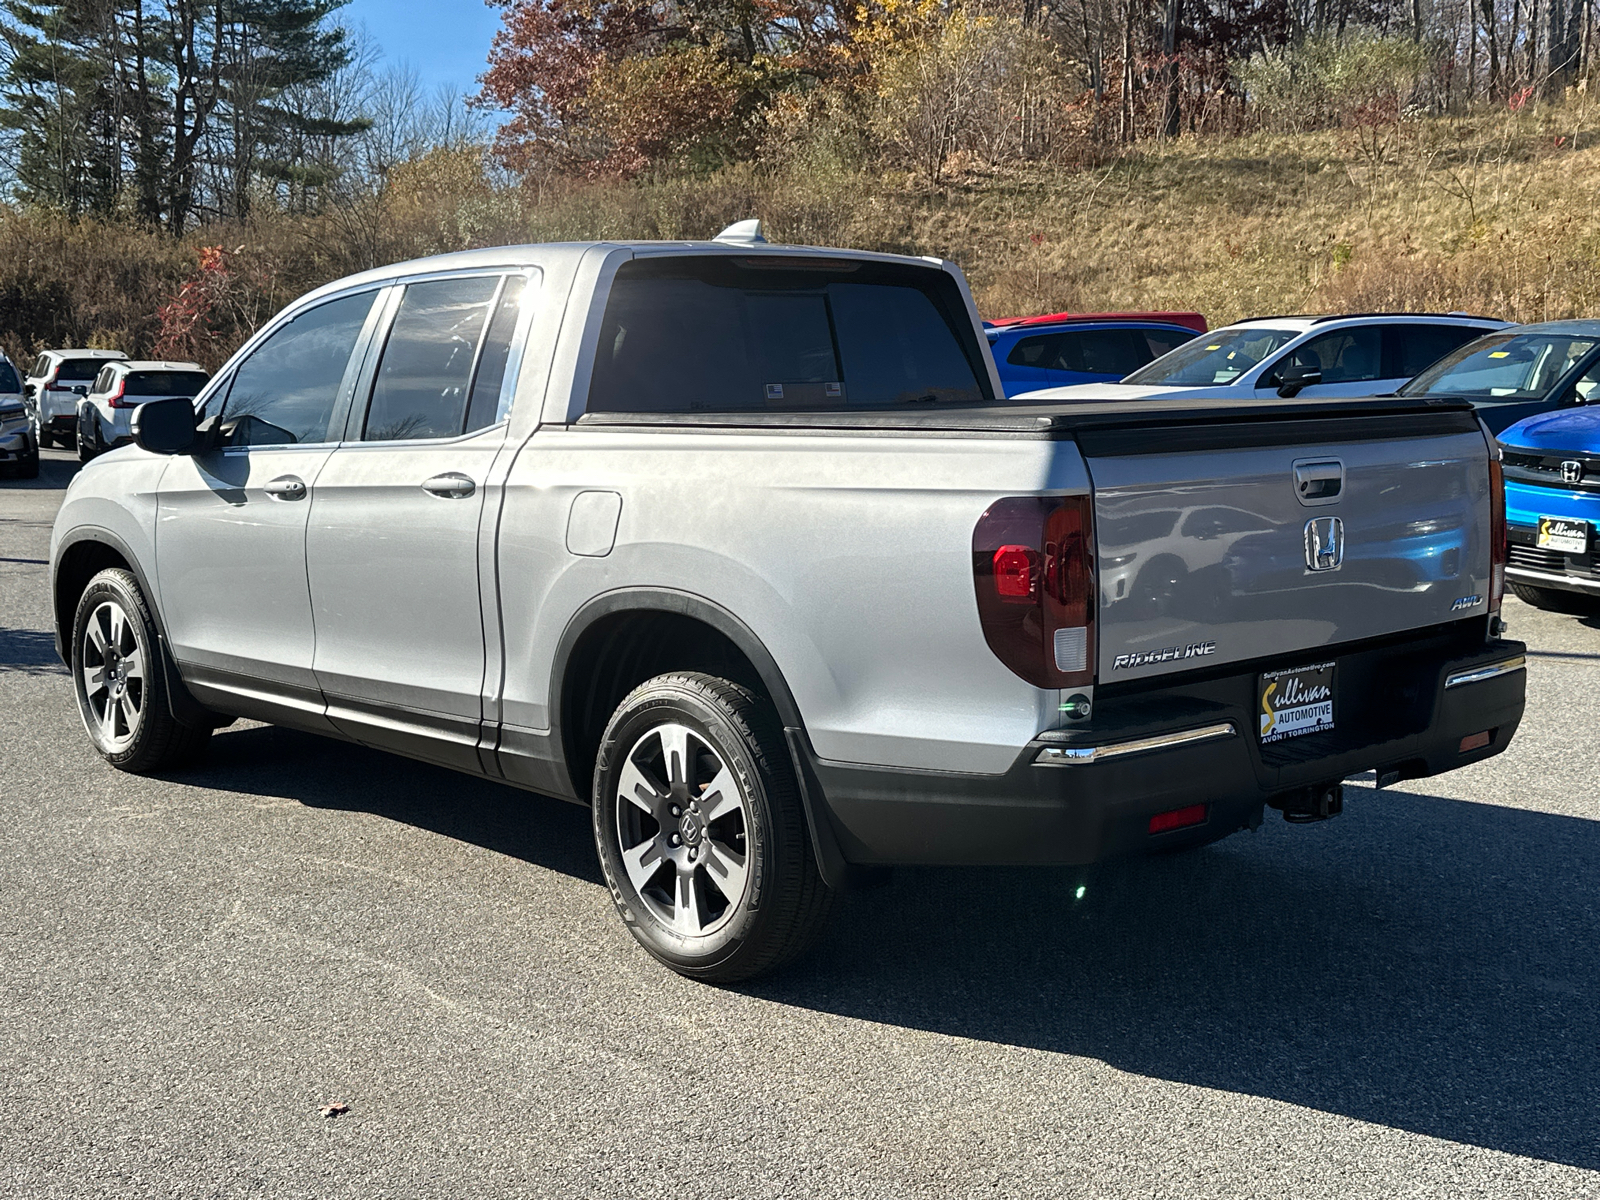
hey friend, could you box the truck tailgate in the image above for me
[1079,406,1492,682]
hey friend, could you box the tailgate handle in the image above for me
[1293,459,1343,504]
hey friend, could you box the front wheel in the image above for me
[36,427,53,449]
[592,673,833,983]
[76,419,98,462]
[72,568,211,772]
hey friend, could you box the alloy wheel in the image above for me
[614,722,751,937]
[81,600,145,752]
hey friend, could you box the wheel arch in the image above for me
[53,526,211,726]
[550,588,858,889]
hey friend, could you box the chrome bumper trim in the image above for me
[1034,721,1238,767]
[1444,655,1527,690]
[1506,565,1600,593]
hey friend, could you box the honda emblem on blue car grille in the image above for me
[1304,516,1344,572]
[1561,460,1584,484]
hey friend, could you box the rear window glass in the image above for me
[55,358,109,382]
[586,257,992,412]
[0,362,18,393]
[126,370,209,397]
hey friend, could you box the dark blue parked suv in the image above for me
[1398,319,1600,434]
[985,311,1205,397]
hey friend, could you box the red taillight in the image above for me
[973,496,1096,688]
[1488,449,1506,616]
[992,545,1037,600]
[1149,803,1208,834]
[106,377,130,408]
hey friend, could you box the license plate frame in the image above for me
[1536,516,1590,555]
[1258,661,1336,744]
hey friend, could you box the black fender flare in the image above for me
[53,525,215,728]
[549,587,867,889]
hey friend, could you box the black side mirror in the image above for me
[132,396,198,455]
[1277,364,1323,398]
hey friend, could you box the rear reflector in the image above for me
[1459,730,1492,753]
[1149,803,1208,834]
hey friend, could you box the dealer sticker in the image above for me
[1259,662,1335,743]
[1537,516,1589,555]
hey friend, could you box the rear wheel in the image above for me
[1509,581,1600,615]
[76,417,98,462]
[14,446,39,478]
[72,568,211,772]
[36,427,53,449]
[592,672,833,983]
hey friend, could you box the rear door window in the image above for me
[1384,324,1489,379]
[221,290,378,446]
[587,257,991,412]
[362,275,502,441]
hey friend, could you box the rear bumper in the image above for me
[809,623,1526,867]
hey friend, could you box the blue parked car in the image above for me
[1499,402,1600,613]
[1397,319,1600,434]
[985,311,1205,397]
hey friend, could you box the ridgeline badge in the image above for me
[1113,642,1216,671]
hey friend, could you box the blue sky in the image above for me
[342,0,506,99]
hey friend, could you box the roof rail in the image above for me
[1307,311,1505,324]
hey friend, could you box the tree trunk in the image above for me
[1161,0,1181,139]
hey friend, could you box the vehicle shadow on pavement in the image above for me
[186,722,604,887]
[170,726,1599,1170]
[0,627,66,674]
[755,791,1600,1171]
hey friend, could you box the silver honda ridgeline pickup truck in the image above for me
[50,237,1527,981]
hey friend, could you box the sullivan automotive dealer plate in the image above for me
[1259,662,1335,743]
[1537,516,1590,555]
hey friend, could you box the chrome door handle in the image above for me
[263,476,307,501]
[421,472,476,499]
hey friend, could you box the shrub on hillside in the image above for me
[1233,30,1439,130]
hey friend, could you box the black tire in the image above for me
[1509,581,1599,615]
[14,448,39,479]
[77,422,96,462]
[36,428,52,449]
[71,568,211,772]
[592,672,834,983]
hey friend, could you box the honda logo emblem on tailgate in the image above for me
[1304,516,1344,571]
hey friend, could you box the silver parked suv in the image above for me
[76,361,210,461]
[49,236,1526,981]
[0,353,36,478]
[26,348,127,448]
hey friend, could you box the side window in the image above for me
[1276,327,1383,385]
[1007,334,1056,369]
[221,290,378,446]
[363,276,499,441]
[1385,324,1484,380]
[1572,360,1600,402]
[464,276,529,433]
[92,367,113,394]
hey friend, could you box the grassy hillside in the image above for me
[7,100,1600,366]
[534,101,1600,328]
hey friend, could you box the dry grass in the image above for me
[6,99,1600,366]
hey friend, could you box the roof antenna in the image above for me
[714,218,766,245]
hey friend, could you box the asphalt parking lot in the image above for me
[3,447,1598,1199]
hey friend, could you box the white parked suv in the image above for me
[1017,314,1511,403]
[26,349,127,448]
[76,361,210,461]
